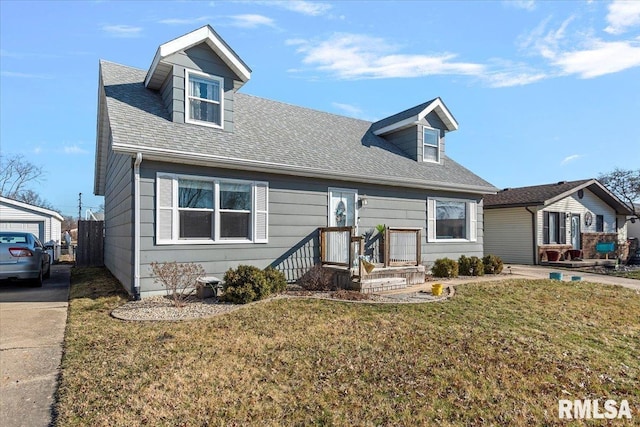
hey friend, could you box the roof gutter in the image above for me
[133,152,143,300]
[112,143,498,195]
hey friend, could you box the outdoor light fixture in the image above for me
[359,195,368,208]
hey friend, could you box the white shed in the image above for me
[0,196,64,244]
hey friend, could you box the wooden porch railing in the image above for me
[385,227,421,267]
[319,226,421,269]
[319,226,354,266]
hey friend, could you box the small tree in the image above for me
[598,168,640,220]
[150,261,205,307]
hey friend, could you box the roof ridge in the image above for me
[236,93,374,125]
[99,59,147,72]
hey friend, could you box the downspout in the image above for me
[133,153,143,300]
[525,206,537,265]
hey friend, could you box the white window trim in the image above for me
[185,69,224,129]
[156,173,268,245]
[423,126,440,164]
[427,197,477,243]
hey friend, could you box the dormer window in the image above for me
[186,70,223,128]
[423,127,440,163]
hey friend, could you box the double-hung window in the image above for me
[543,211,566,244]
[427,198,477,242]
[186,70,223,128]
[423,127,440,163]
[157,174,268,244]
[179,179,214,239]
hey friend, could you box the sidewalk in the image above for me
[382,264,640,295]
[0,264,70,427]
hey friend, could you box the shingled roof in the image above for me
[484,179,632,214]
[95,60,496,196]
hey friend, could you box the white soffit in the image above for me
[144,25,251,89]
[418,98,458,131]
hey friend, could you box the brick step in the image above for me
[360,277,407,294]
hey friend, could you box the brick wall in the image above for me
[582,233,630,261]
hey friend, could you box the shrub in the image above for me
[222,265,287,304]
[482,254,504,275]
[431,258,459,278]
[458,255,485,276]
[296,264,338,291]
[150,261,206,307]
[263,266,287,294]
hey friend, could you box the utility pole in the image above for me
[78,193,82,221]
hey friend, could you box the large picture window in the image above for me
[186,70,223,128]
[423,127,440,163]
[157,174,268,244]
[427,198,477,242]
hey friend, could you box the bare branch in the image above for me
[0,154,46,198]
[598,168,640,219]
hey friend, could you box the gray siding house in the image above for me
[484,179,632,265]
[94,26,497,297]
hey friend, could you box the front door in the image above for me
[327,188,358,264]
[571,214,581,249]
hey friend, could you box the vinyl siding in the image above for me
[382,110,447,163]
[161,43,239,132]
[135,160,485,295]
[0,201,61,243]
[484,207,534,264]
[537,188,619,246]
[384,126,419,160]
[103,143,134,293]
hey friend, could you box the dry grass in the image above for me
[614,269,640,280]
[55,268,640,426]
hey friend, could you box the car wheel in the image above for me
[30,269,43,288]
[44,262,51,279]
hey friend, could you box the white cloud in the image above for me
[561,154,583,165]
[504,0,536,11]
[102,25,143,38]
[521,15,640,78]
[605,0,640,35]
[158,16,211,26]
[293,33,484,79]
[64,145,89,155]
[229,14,276,28]
[483,70,547,88]
[552,39,640,78]
[1,71,53,79]
[331,102,363,117]
[252,1,332,16]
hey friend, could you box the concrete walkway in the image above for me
[382,264,640,295]
[0,264,70,427]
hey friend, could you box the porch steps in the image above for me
[360,277,407,294]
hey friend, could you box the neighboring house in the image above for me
[484,179,632,265]
[94,26,497,297]
[0,196,63,244]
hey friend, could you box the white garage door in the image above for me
[0,222,44,240]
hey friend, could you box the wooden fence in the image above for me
[76,220,104,267]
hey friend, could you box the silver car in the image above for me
[0,232,51,287]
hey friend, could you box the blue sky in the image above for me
[1,0,639,217]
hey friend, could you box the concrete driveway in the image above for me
[0,263,70,427]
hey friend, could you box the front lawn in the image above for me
[55,268,640,426]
